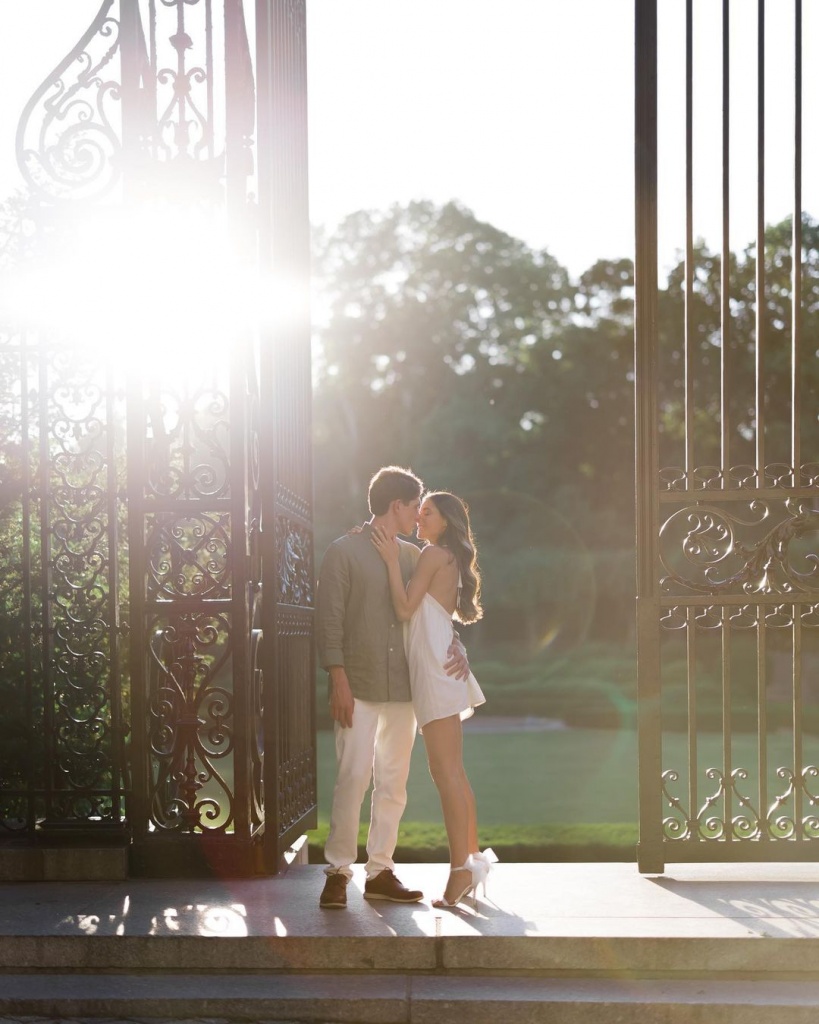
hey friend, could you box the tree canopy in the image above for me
[312,200,819,653]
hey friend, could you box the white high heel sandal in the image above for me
[432,855,479,908]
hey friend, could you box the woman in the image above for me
[372,491,495,908]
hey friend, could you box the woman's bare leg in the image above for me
[423,714,475,900]
[461,764,478,853]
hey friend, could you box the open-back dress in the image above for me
[405,591,485,731]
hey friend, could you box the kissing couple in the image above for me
[316,465,496,910]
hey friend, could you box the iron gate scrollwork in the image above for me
[636,0,819,871]
[0,0,316,875]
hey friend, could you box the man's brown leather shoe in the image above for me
[363,868,423,903]
[319,871,349,909]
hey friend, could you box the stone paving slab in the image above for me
[0,1019,322,1024]
[0,976,408,1024]
[4,860,819,1024]
[0,1020,338,1024]
[6,975,819,1024]
[0,1013,349,1024]
[410,976,819,1024]
[3,862,819,942]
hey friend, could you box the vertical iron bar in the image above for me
[792,0,802,481]
[20,330,35,830]
[122,0,147,837]
[284,69,296,838]
[230,363,251,845]
[225,0,261,856]
[757,608,767,827]
[125,373,147,839]
[174,0,185,162]
[206,0,214,159]
[149,0,157,72]
[256,0,315,868]
[299,0,317,843]
[722,606,732,841]
[120,0,145,838]
[225,0,252,849]
[105,365,123,817]
[37,341,53,822]
[792,4,804,835]
[255,0,282,874]
[635,0,662,874]
[686,608,697,834]
[684,0,694,480]
[720,0,730,483]
[755,0,765,481]
[793,608,803,840]
[225,0,239,204]
[120,0,142,193]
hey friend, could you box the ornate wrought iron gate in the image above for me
[636,0,819,871]
[0,0,315,875]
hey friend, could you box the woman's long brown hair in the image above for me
[424,491,483,624]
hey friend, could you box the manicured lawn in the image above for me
[316,724,817,827]
[317,725,638,825]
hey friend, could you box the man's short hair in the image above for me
[368,466,423,515]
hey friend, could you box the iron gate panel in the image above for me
[0,330,127,837]
[635,0,819,872]
[0,0,316,875]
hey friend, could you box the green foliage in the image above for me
[0,494,40,797]
[313,201,636,544]
[656,216,819,469]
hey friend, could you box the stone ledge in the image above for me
[5,931,819,978]
[0,934,436,972]
[0,834,307,882]
[0,847,128,883]
[439,934,819,977]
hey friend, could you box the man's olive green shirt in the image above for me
[316,523,421,703]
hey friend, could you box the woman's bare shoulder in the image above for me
[418,544,452,566]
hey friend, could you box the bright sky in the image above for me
[305,0,635,276]
[0,1,815,279]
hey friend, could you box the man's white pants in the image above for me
[324,699,417,880]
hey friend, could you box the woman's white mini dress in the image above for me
[406,593,485,731]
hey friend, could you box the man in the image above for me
[315,466,468,909]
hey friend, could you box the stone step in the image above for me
[3,973,819,1024]
[3,931,819,977]
[5,861,819,998]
